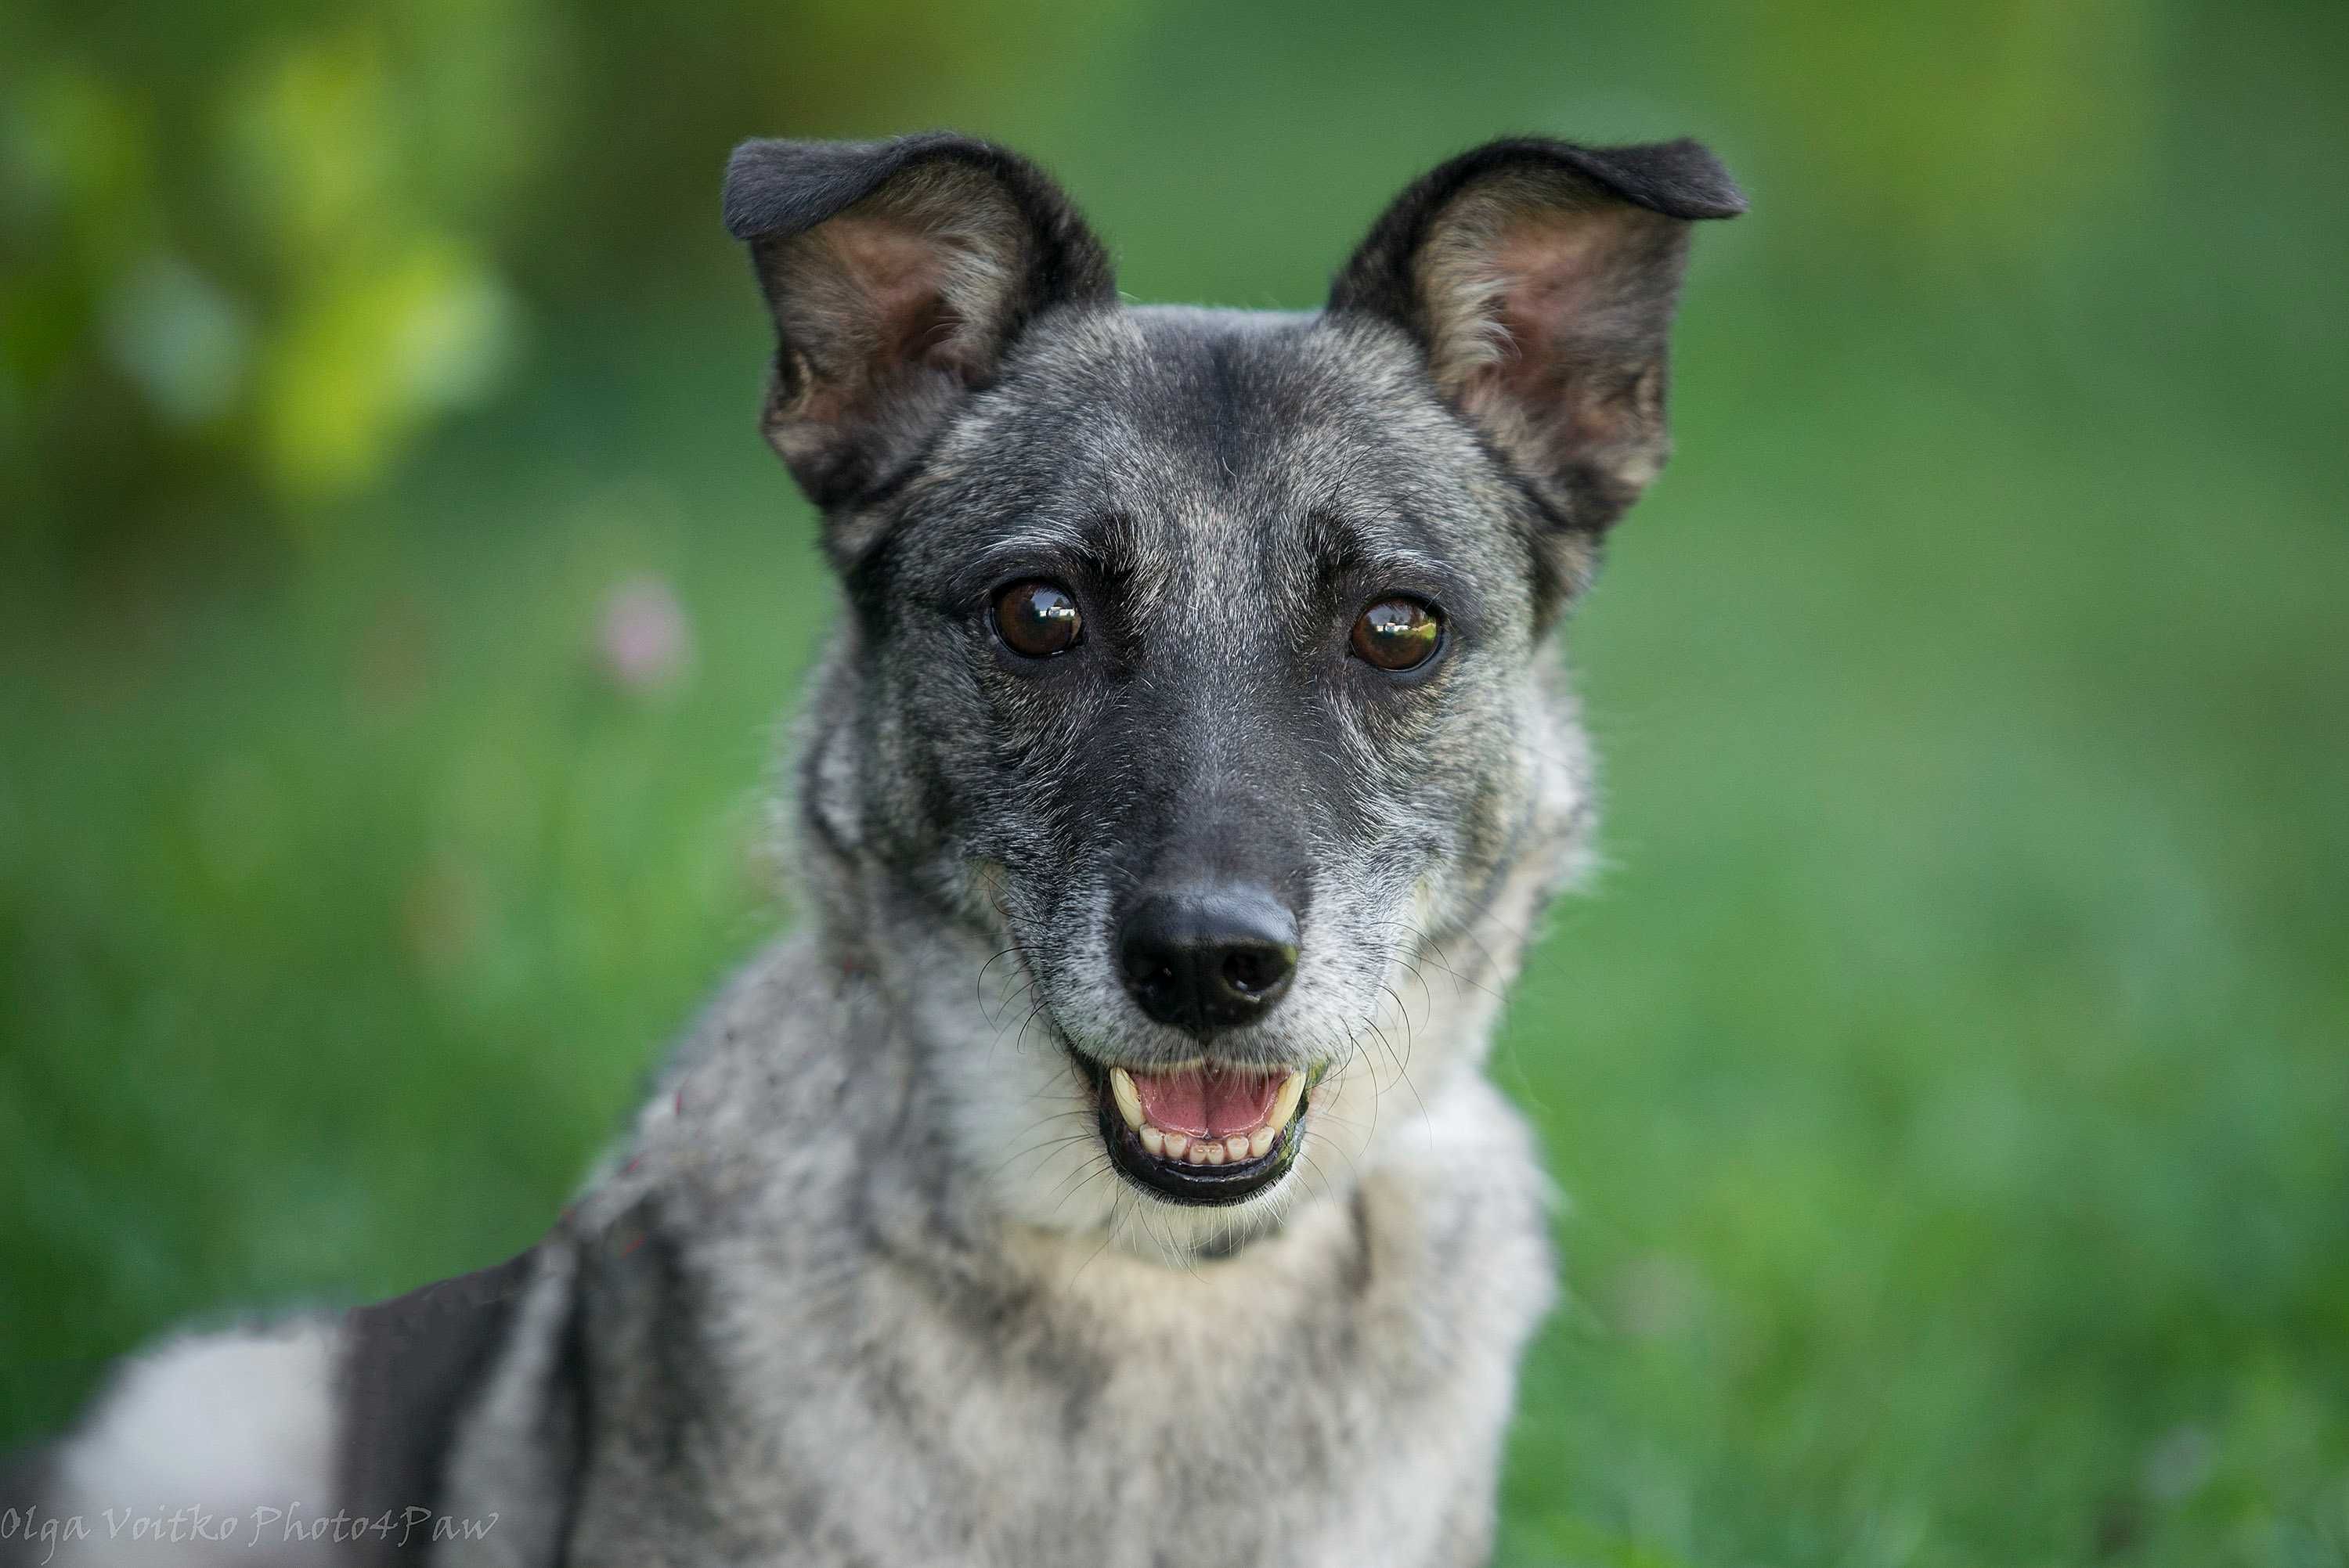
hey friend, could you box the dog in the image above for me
[0,131,1742,1566]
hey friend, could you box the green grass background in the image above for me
[3,2,2346,1563]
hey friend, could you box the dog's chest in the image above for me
[567,1174,1545,1567]
[832,1246,1487,1563]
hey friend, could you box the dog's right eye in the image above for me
[1351,597,1443,672]
[992,580,1083,659]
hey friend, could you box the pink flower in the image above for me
[597,573,695,697]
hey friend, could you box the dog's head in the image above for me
[725,133,1741,1255]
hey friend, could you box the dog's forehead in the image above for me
[926,305,1510,583]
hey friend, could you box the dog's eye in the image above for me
[1351,597,1442,671]
[993,579,1083,658]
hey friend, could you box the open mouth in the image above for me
[1079,1058,1312,1206]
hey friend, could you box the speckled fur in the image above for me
[5,133,1741,1568]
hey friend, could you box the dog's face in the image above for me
[725,135,1740,1255]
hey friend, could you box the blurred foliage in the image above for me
[3,1,2347,1564]
[2,2,539,536]
[0,0,1136,556]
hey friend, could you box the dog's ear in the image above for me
[1331,137,1744,545]
[723,133,1115,517]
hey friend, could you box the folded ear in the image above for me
[1330,137,1744,539]
[723,133,1115,516]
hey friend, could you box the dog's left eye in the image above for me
[993,579,1083,658]
[1351,597,1442,671]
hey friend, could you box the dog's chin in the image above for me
[1070,1054,1315,1208]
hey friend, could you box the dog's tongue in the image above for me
[1129,1066,1281,1137]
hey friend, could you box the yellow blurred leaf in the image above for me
[258,239,518,503]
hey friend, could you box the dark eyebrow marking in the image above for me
[948,512,1157,607]
[967,518,1099,575]
[1301,510,1452,586]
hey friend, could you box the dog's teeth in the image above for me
[1268,1071,1305,1135]
[1125,1071,1312,1173]
[1108,1067,1144,1130]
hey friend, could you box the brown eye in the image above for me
[1351,597,1442,671]
[993,579,1082,658]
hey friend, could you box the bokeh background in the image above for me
[4,0,2345,1563]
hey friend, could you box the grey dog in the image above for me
[2,131,1742,1566]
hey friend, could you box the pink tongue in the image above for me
[1131,1067,1280,1138]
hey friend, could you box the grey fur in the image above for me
[5,132,1740,1566]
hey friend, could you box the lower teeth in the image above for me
[1137,1122,1283,1166]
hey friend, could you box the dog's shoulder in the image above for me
[587,933,892,1240]
[430,936,898,1559]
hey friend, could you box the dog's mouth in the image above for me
[1076,1058,1312,1206]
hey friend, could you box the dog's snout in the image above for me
[1117,885,1299,1033]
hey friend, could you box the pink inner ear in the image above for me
[1463,203,1676,467]
[823,217,964,372]
[1485,207,1651,394]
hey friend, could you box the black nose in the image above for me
[1117,885,1300,1033]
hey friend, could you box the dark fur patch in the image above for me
[337,1250,540,1560]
